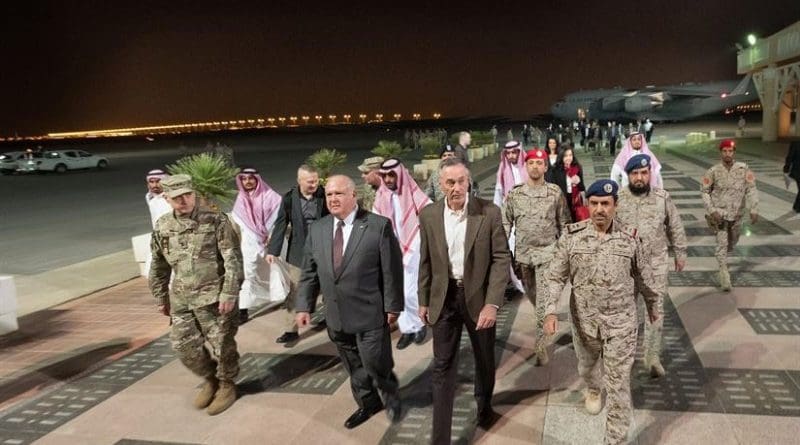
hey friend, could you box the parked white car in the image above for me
[37,150,109,173]
[0,151,45,174]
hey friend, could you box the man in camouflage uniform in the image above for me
[701,139,759,291]
[616,154,687,378]
[544,179,660,445]
[149,174,244,416]
[357,156,384,211]
[502,148,569,366]
[424,145,456,202]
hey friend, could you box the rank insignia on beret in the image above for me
[603,183,613,193]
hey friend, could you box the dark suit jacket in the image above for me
[296,208,404,334]
[267,186,328,266]
[418,198,511,325]
[547,165,586,198]
[784,141,800,180]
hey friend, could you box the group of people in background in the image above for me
[141,126,762,444]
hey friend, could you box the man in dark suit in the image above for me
[418,157,511,444]
[296,174,404,429]
[453,131,471,167]
[784,140,800,213]
[267,164,329,344]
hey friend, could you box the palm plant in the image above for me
[307,148,347,183]
[166,152,239,207]
[419,135,441,159]
[371,140,411,160]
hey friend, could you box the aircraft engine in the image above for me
[624,96,657,113]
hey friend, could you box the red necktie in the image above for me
[333,220,344,274]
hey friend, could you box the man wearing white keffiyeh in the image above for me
[373,158,432,349]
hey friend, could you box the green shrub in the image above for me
[307,148,347,183]
[371,140,411,160]
[167,152,239,205]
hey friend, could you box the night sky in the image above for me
[1,1,797,135]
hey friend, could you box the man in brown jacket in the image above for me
[418,157,511,444]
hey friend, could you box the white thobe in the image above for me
[144,192,173,278]
[493,165,523,207]
[386,193,425,334]
[232,209,279,309]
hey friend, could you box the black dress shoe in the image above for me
[477,407,499,429]
[413,327,427,345]
[385,394,402,423]
[238,309,249,325]
[276,332,299,343]
[396,333,414,350]
[344,405,382,429]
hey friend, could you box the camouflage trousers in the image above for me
[637,267,668,367]
[520,263,552,354]
[573,325,637,445]
[170,303,240,382]
[713,219,742,269]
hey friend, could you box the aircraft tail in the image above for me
[730,74,753,96]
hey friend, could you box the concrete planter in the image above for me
[413,163,429,180]
[422,158,441,174]
[487,143,497,156]
[0,275,18,335]
[470,147,484,161]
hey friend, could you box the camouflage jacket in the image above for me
[502,182,570,266]
[616,187,687,267]
[149,206,244,310]
[357,184,378,212]
[544,219,658,338]
[701,161,759,221]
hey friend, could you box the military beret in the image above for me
[625,154,651,173]
[440,144,456,156]
[719,139,736,149]
[503,140,521,150]
[525,148,547,161]
[161,174,194,198]
[586,179,618,199]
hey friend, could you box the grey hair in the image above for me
[439,157,468,172]
[326,174,356,192]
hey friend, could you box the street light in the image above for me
[343,114,351,123]
[267,117,275,126]
[290,116,298,125]
[375,113,383,121]
[747,34,757,46]
[302,116,310,125]
[329,114,337,123]
[359,113,367,123]
[393,113,401,121]
[433,113,441,119]
[278,117,286,126]
[412,113,421,120]
[315,115,323,124]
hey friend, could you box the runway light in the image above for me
[747,34,757,46]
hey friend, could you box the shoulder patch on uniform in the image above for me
[567,220,589,233]
[702,176,711,186]
[745,170,756,183]
[653,188,667,198]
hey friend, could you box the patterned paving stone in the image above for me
[706,369,800,416]
[680,214,698,222]
[675,202,705,209]
[669,271,800,287]
[0,337,173,443]
[685,244,800,257]
[738,309,800,335]
[115,440,202,445]
[593,165,610,175]
[632,367,723,413]
[236,353,347,395]
[684,220,791,236]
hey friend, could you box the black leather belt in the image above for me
[449,278,464,288]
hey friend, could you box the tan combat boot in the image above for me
[584,389,602,415]
[206,380,237,415]
[719,267,732,292]
[533,346,549,367]
[193,376,219,409]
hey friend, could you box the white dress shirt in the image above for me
[443,197,468,279]
[332,206,359,252]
